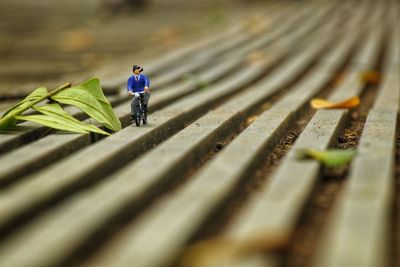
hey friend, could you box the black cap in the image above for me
[133,65,143,72]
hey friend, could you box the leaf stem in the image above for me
[14,83,72,115]
[0,82,72,130]
[33,83,72,107]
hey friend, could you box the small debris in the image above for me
[215,142,224,150]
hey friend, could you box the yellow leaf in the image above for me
[154,27,181,47]
[332,72,345,86]
[310,96,360,109]
[179,232,289,267]
[59,30,94,52]
[246,50,268,65]
[242,14,269,35]
[246,115,259,125]
[360,71,380,84]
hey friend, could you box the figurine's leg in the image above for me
[131,97,138,117]
[143,92,150,112]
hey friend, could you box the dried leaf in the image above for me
[154,27,181,47]
[59,30,94,52]
[246,50,267,65]
[360,71,380,84]
[81,53,101,68]
[310,96,360,109]
[180,239,242,267]
[242,14,268,35]
[297,148,356,167]
[246,115,259,125]
[180,232,289,267]
[332,72,345,86]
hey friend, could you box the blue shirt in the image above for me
[127,74,150,93]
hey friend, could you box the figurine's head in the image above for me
[132,65,143,75]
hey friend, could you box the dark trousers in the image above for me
[131,92,150,116]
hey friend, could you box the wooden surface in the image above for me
[0,0,399,267]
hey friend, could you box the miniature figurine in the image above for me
[127,65,150,123]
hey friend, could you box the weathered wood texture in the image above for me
[0,1,399,267]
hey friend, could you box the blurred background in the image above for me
[0,0,273,99]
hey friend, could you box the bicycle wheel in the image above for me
[135,101,142,127]
[135,110,141,127]
[135,115,140,127]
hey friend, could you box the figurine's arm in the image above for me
[144,75,150,92]
[127,77,134,95]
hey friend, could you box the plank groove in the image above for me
[0,1,398,267]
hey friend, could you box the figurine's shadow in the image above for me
[130,122,154,128]
[0,126,50,135]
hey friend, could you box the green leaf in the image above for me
[0,86,49,130]
[16,103,110,135]
[182,73,209,89]
[1,87,48,119]
[297,148,356,167]
[0,79,121,135]
[0,115,17,131]
[51,78,121,132]
[77,78,121,131]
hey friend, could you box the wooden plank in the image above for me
[0,134,91,187]
[0,58,241,187]
[374,20,400,110]
[220,5,386,267]
[0,54,273,234]
[312,110,397,267]
[0,57,254,187]
[0,56,238,155]
[0,4,304,155]
[2,7,346,266]
[112,2,336,126]
[99,2,287,89]
[0,101,111,156]
[107,3,313,102]
[206,2,380,266]
[311,14,400,267]
[104,2,308,92]
[374,72,400,111]
[41,16,362,267]
[219,2,330,60]
[74,32,353,267]
[146,3,311,90]
[0,1,325,187]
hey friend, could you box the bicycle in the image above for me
[132,92,147,127]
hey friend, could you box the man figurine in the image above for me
[127,65,150,122]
